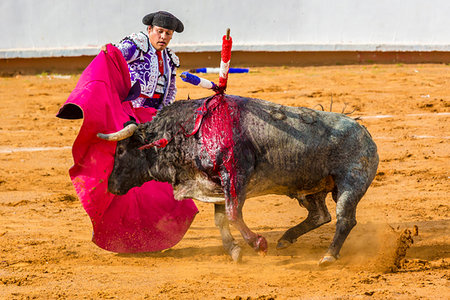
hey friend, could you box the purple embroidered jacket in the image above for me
[116,32,180,109]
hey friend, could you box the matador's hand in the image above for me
[101,44,110,53]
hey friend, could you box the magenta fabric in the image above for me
[57,44,198,253]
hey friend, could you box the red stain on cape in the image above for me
[200,94,240,217]
[57,44,198,253]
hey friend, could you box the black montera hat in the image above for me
[142,11,184,33]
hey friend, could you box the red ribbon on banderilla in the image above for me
[138,138,168,150]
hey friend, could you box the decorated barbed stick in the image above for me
[189,67,249,74]
[180,72,218,91]
[218,28,232,91]
[180,29,232,94]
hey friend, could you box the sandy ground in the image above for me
[0,63,449,299]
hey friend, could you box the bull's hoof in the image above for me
[276,238,293,250]
[318,255,337,267]
[254,235,268,254]
[230,244,242,263]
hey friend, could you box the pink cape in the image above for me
[57,44,198,253]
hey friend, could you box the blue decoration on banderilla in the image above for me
[180,71,218,91]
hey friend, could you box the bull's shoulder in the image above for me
[151,98,204,122]
[143,98,207,140]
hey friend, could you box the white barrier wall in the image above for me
[1,0,449,58]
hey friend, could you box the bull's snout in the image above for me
[107,179,128,196]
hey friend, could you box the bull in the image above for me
[98,94,379,266]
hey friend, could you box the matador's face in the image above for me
[148,26,174,51]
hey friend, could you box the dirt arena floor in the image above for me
[0,63,449,299]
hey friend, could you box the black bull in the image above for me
[98,95,379,265]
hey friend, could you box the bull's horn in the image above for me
[97,123,138,141]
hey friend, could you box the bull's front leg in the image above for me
[220,170,268,256]
[214,204,242,262]
[228,202,268,256]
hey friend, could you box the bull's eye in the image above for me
[117,146,125,156]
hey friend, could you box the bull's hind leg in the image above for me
[214,203,242,262]
[277,191,331,250]
[319,177,371,266]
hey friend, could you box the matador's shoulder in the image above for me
[120,31,150,53]
[166,48,180,68]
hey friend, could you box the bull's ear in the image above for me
[135,126,150,145]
